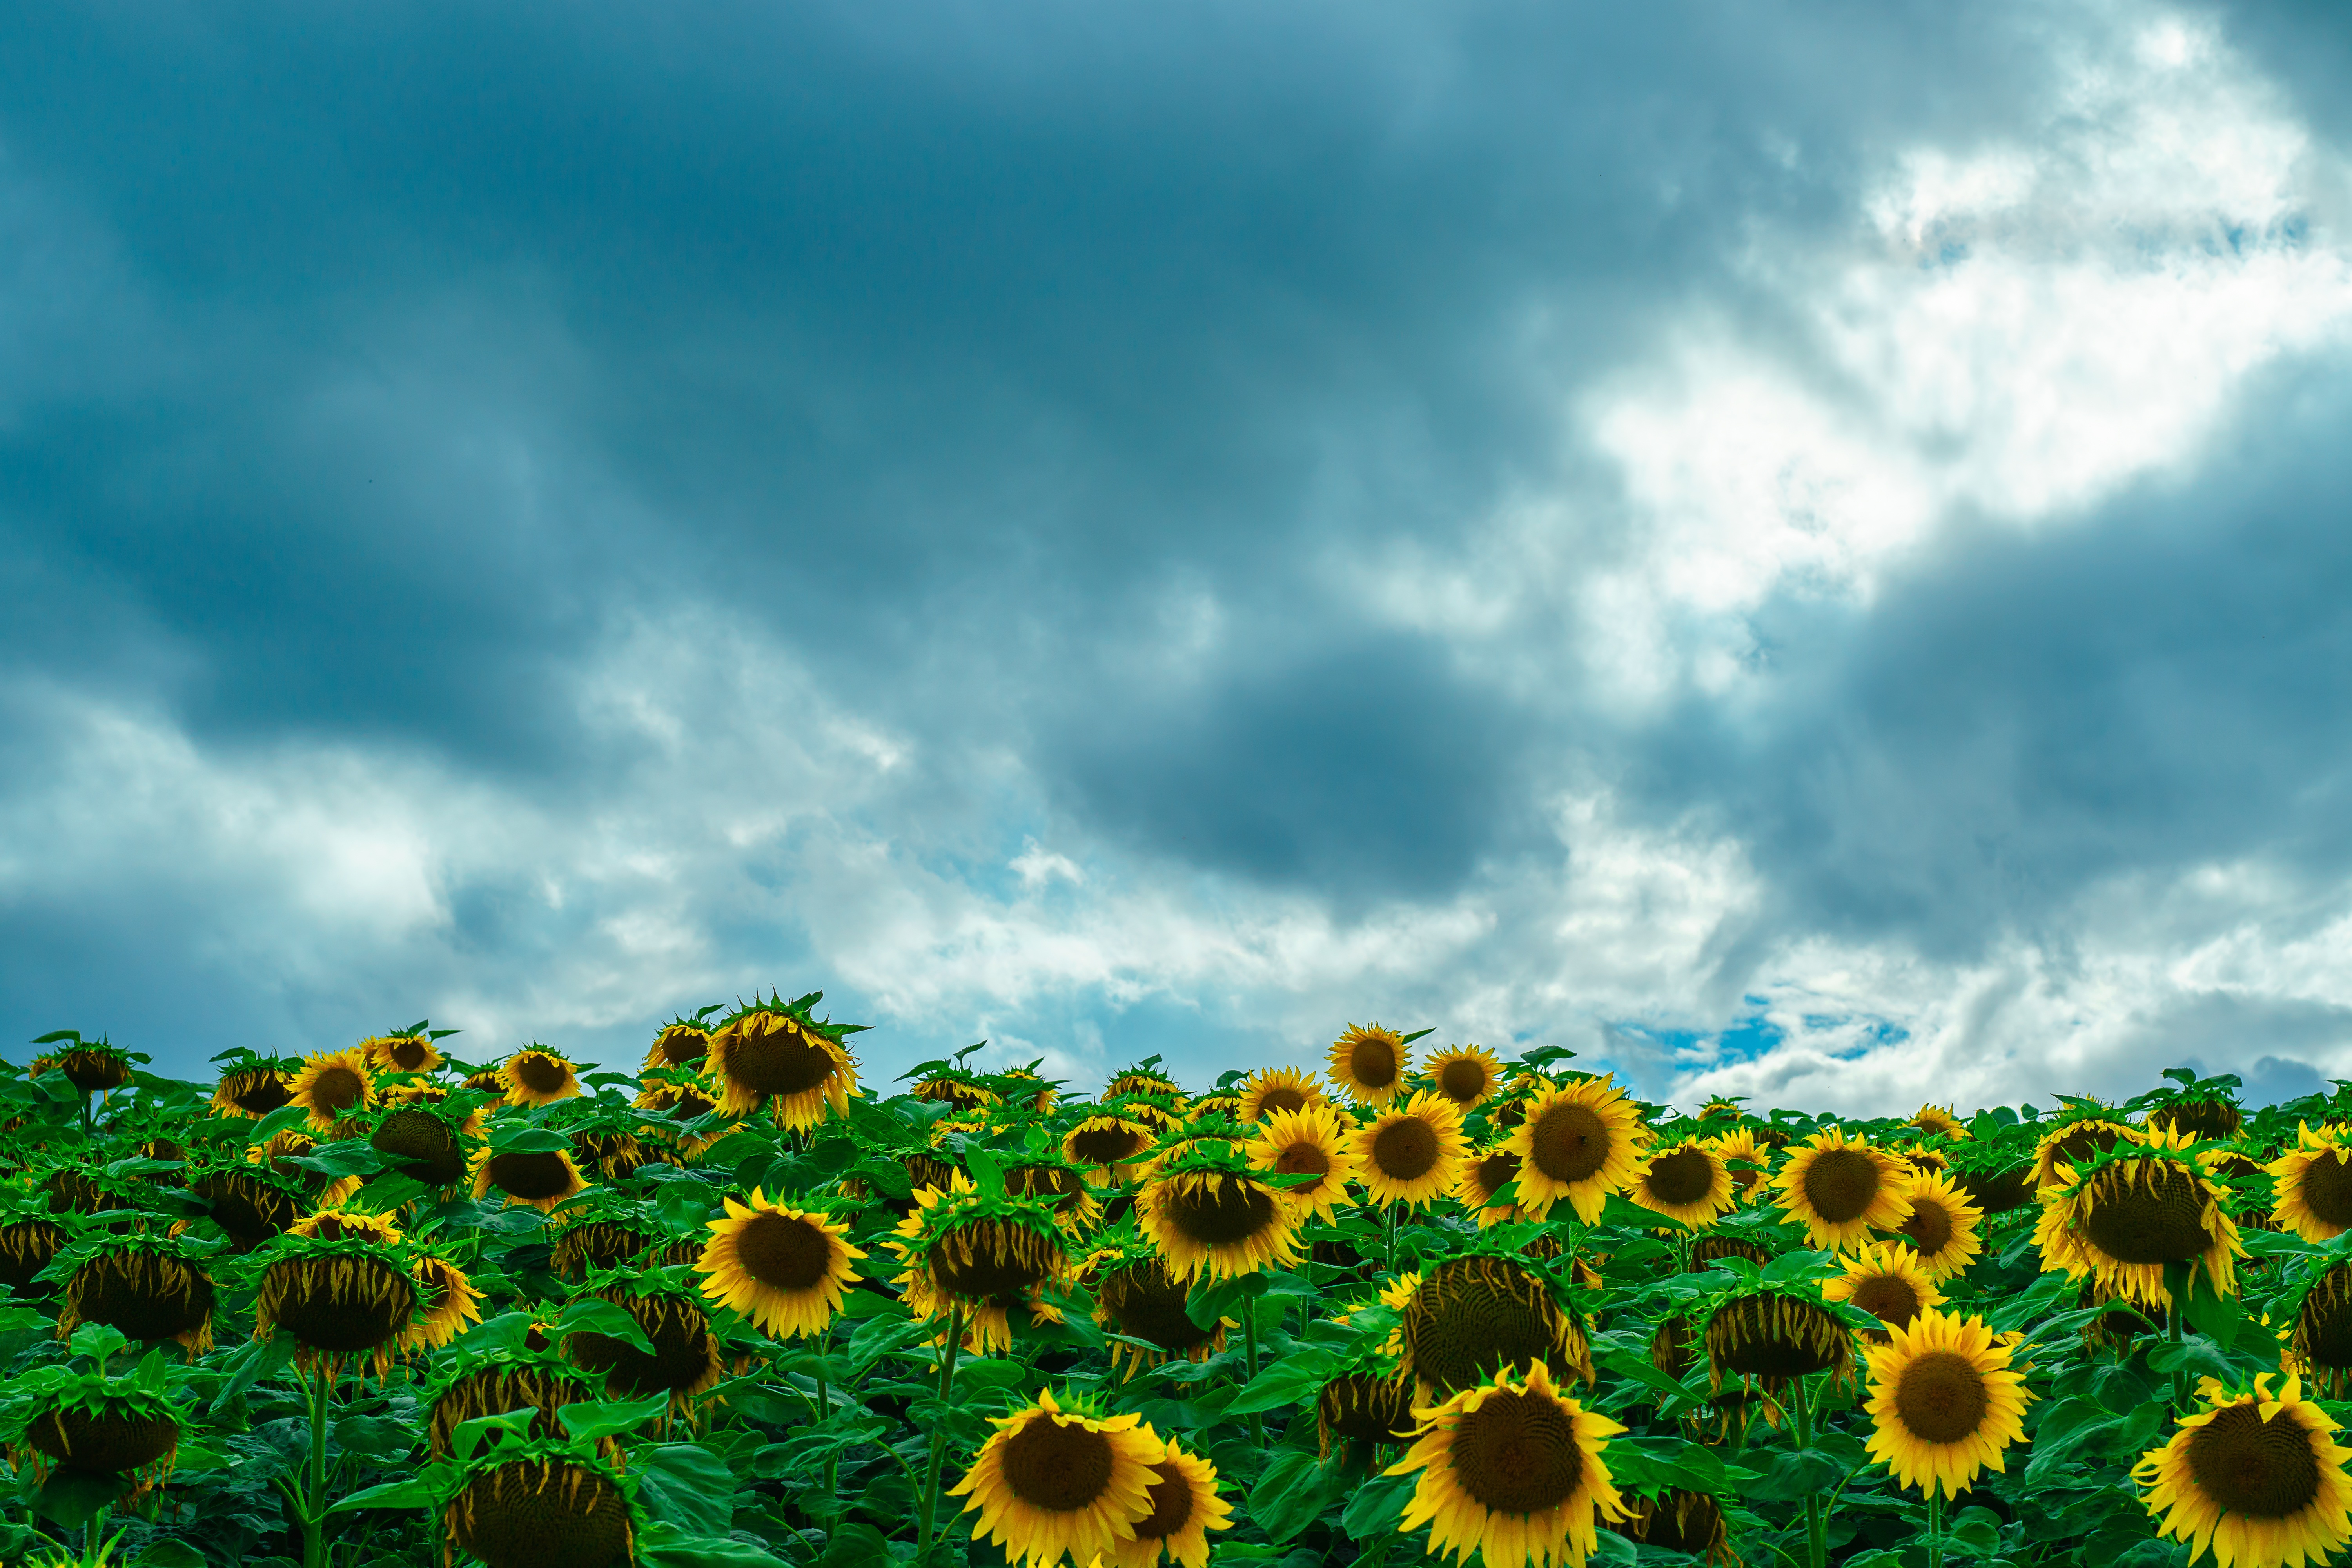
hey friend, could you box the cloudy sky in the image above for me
[4,0,2351,1113]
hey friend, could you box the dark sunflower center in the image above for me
[2082,1163,2214,1265]
[2187,1403,2324,1520]
[1631,1493,1727,1554]
[1349,1038,1400,1090]
[1000,1416,1115,1512]
[1900,1198,1955,1254]
[1893,1348,1988,1443]
[1256,1085,1310,1116]
[1644,1149,1717,1207]
[1406,1260,1573,1395]
[2158,1101,2243,1141]
[311,1067,366,1114]
[1705,1292,1845,1379]
[386,1038,431,1071]
[1164,1178,1277,1245]
[1373,1118,1441,1181]
[487,1151,576,1200]
[1070,1125,1147,1165]
[1319,1373,1417,1443]
[1528,1103,1610,1184]
[1134,1462,1195,1540]
[659,1028,708,1065]
[1475,1149,1523,1203]
[932,1219,1056,1299]
[71,1253,217,1343]
[728,1022,839,1095]
[2056,1125,2126,1166]
[1450,1388,1585,1515]
[1104,1263,1214,1352]
[1801,1149,1881,1224]
[514,1055,570,1094]
[2299,1152,2352,1227]
[373,1109,464,1184]
[567,1295,713,1395]
[267,1254,415,1351]
[28,1407,179,1476]
[2301,1272,2352,1367]
[457,1460,632,1568]
[737,1212,831,1291]
[1275,1143,1331,1179]
[230,1073,292,1114]
[1438,1059,1490,1104]
[1851,1274,1923,1330]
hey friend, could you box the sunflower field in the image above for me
[6,1006,2352,1568]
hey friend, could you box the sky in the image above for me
[4,0,2352,1115]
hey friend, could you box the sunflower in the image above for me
[1136,1159,1302,1282]
[1883,1169,1985,1282]
[1106,1434,1234,1568]
[2152,1098,2247,1143]
[58,1238,217,1355]
[441,1450,636,1568]
[1327,1023,1414,1107]
[1091,1252,1228,1376]
[1773,1128,1914,1251]
[1455,1143,1534,1228]
[1400,1252,1593,1399]
[0,1215,65,1294]
[2137,1374,2352,1568]
[1823,1243,1944,1338]
[1504,1077,1649,1224]
[1062,1115,1161,1183]
[889,1177,1072,1317]
[1704,1289,1852,1390]
[2031,1114,2141,1194]
[911,1072,1003,1113]
[1951,1159,2038,1215]
[1707,1127,1773,1202]
[703,995,863,1130]
[2267,1124,2352,1243]
[210,1064,294,1119]
[695,1189,865,1340]
[1425,1046,1505,1110]
[498,1046,584,1109]
[1185,1093,1243,1125]
[1108,1063,1186,1100]
[1613,1492,1732,1564]
[950,1387,1164,1568]
[15,1392,180,1494]
[565,1283,726,1410]
[403,1255,486,1351]
[1354,1091,1470,1209]
[1627,1139,1737,1230]
[1237,1066,1327,1123]
[1386,1358,1630,1568]
[1909,1105,1968,1140]
[288,1047,378,1134]
[641,1019,713,1074]
[2036,1128,2243,1308]
[1004,1159,1105,1234]
[255,1235,419,1374]
[1863,1307,2032,1497]
[1000,1068,1060,1114]
[2293,1263,2352,1398]
[1244,1103,1358,1223]
[369,1104,474,1189]
[362,1032,445,1076]
[1317,1368,1420,1454]
[470,1144,591,1213]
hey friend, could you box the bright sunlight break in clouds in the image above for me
[5,1,2352,1115]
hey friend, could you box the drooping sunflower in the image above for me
[1386,1358,1630,1568]
[1136,1150,1303,1282]
[1237,1066,1327,1123]
[57,1236,218,1355]
[288,1047,378,1134]
[1107,1434,1234,1568]
[1108,1062,1186,1100]
[1704,1287,1853,1393]
[1327,1023,1416,1107]
[911,1071,1004,1114]
[470,1143,592,1213]
[703,993,864,1130]
[695,1188,865,1340]
[0,1208,65,1295]
[362,1032,445,1076]
[1425,1046,1505,1111]
[1506,1076,1650,1224]
[1627,1138,1738,1230]
[1455,1143,1534,1228]
[1185,1093,1243,1125]
[1823,1243,1944,1339]
[2267,1123,2352,1243]
[209,1060,294,1119]
[1089,1245,1229,1377]
[1882,1169,1985,1281]
[426,1341,609,1457]
[1062,1114,1159,1183]
[2136,1374,2352,1568]
[2290,1262,2352,1399]
[641,1016,714,1074]
[1612,1492,1732,1564]
[368,1103,475,1189]
[2150,1096,2247,1143]
[498,1046,584,1109]
[1864,1307,2033,1497]
[1400,1250,1594,1399]
[2036,1127,2243,1308]
[1245,1103,1359,1223]
[1003,1156,1106,1234]
[950,1387,1163,1568]
[13,1387,181,1497]
[255,1230,421,1375]
[2031,1113,2141,1194]
[1773,1127,1914,1251]
[998,1067,1061,1114]
[889,1175,1072,1321]
[1317,1364,1420,1455]
[440,1446,637,1568]
[564,1277,727,1412]
[1354,1091,1470,1210]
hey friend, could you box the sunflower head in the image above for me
[57,1234,218,1355]
[2266,1122,2352,1243]
[2037,1129,2243,1307]
[288,1047,378,1134]
[470,1140,593,1214]
[563,1273,726,1410]
[33,1034,137,1096]
[498,1046,584,1109]
[1327,1023,1417,1107]
[255,1229,421,1373]
[1061,1113,1159,1180]
[2149,1096,2246,1143]
[1455,1142,1534,1228]
[2031,1112,2141,1193]
[1089,1243,1227,1376]
[911,1070,1004,1113]
[439,1441,639,1568]
[1864,1307,2034,1498]
[1246,1103,1359,1223]
[1109,1433,1234,1568]
[1614,1492,1733,1564]
[1135,1146,1303,1283]
[1354,1090,1470,1210]
[1386,1358,1630,1568]
[191,1163,310,1252]
[1107,1060,1185,1100]
[695,1187,867,1341]
[1399,1248,1593,1399]
[1629,1138,1738,1230]
[1703,1285,1853,1391]
[2136,1374,2352,1568]
[704,991,865,1129]
[890,1176,1073,1312]
[361,1031,445,1076]
[1773,1128,1914,1251]
[642,1013,716,1074]
[1238,1065,1327,1123]
[209,1056,296,1119]
[1425,1045,1505,1110]
[2290,1262,2352,1398]
[949,1387,1165,1568]
[1908,1105,1969,1140]
[367,1102,475,1189]
[1886,1170,1986,1281]
[1823,1243,1944,1340]
[14,1383,181,1498]
[1316,1363,1418,1455]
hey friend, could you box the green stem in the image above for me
[1927,1487,1944,1568]
[815,1325,838,1510]
[300,1362,333,1568]
[915,1305,965,1561]
[1243,1305,1264,1446]
[84,1506,109,1568]
[1791,1376,1826,1568]
[2166,1263,2189,1409]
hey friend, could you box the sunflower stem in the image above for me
[300,1360,333,1568]
[815,1323,838,1510]
[1243,1303,1264,1445]
[1791,1375,1826,1568]
[1926,1487,1943,1568]
[915,1304,965,1561]
[2164,1261,2189,1408]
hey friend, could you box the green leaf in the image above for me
[814,1524,889,1566]
[1339,1470,1418,1541]
[1248,1450,1338,1544]
[557,1295,658,1355]
[635,1443,738,1537]
[1228,1348,1343,1415]
[641,1535,793,1568]
[134,1544,212,1568]
[488,1123,573,1154]
[327,1476,439,1514]
[333,1414,416,1459]
[558,1392,674,1443]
